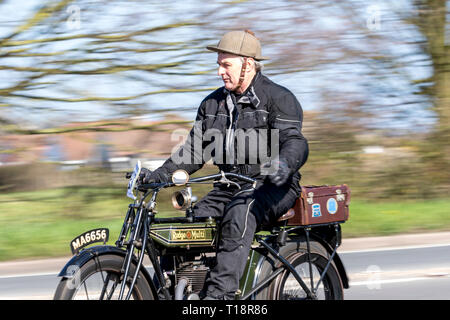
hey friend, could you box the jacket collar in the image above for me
[223,72,262,109]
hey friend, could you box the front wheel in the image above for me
[53,254,154,300]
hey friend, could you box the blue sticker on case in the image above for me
[327,198,338,215]
[312,204,322,217]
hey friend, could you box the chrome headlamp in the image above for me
[171,189,192,211]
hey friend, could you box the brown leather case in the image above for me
[288,184,351,226]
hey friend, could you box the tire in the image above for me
[255,240,343,300]
[54,254,154,300]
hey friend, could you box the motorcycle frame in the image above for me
[113,175,346,300]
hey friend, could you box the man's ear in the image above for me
[247,58,255,72]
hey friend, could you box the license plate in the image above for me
[70,228,109,255]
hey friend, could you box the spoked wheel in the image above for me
[54,254,154,300]
[256,240,343,300]
[275,251,343,300]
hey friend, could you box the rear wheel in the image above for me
[53,254,154,300]
[256,240,343,300]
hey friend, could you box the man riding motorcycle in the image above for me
[139,30,309,300]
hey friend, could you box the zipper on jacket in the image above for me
[225,93,235,163]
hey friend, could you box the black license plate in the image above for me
[70,228,109,254]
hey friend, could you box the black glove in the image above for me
[261,158,291,187]
[138,167,170,185]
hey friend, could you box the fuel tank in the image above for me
[149,223,217,248]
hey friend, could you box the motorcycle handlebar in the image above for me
[137,172,256,191]
[190,172,256,185]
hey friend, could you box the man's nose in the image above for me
[217,66,225,76]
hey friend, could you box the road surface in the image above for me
[1,231,449,300]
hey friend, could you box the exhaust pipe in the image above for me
[174,277,189,300]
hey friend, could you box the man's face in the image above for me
[217,53,243,92]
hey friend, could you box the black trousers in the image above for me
[193,181,299,299]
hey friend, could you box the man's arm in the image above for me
[270,91,309,175]
[157,100,211,177]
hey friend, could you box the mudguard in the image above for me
[311,235,350,289]
[251,233,349,291]
[289,224,350,289]
[57,245,158,298]
[241,233,349,299]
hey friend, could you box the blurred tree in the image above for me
[411,0,449,193]
[0,0,213,133]
[0,0,447,199]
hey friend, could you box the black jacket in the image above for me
[160,72,309,189]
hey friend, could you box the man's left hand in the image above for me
[138,167,169,185]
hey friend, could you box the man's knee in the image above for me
[219,237,244,252]
[220,200,257,250]
[220,209,248,240]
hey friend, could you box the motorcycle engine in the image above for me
[176,261,210,294]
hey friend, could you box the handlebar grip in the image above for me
[137,182,170,191]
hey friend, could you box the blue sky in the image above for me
[0,0,439,133]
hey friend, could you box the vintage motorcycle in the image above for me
[54,161,350,300]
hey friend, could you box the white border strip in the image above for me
[0,272,57,279]
[350,276,435,287]
[340,243,450,254]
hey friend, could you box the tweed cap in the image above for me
[206,30,268,61]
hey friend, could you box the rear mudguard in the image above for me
[57,245,158,298]
[291,226,349,289]
[241,234,349,298]
[287,225,350,289]
[249,233,349,292]
[310,235,350,289]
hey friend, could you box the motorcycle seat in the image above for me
[277,208,295,222]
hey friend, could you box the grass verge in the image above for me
[0,186,449,261]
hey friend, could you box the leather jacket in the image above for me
[159,72,309,190]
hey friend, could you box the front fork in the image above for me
[116,192,171,300]
[118,205,146,300]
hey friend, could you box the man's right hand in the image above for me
[260,157,291,187]
[138,167,169,185]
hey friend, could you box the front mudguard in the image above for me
[57,245,158,298]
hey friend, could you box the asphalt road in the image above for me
[341,244,450,300]
[1,232,449,300]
